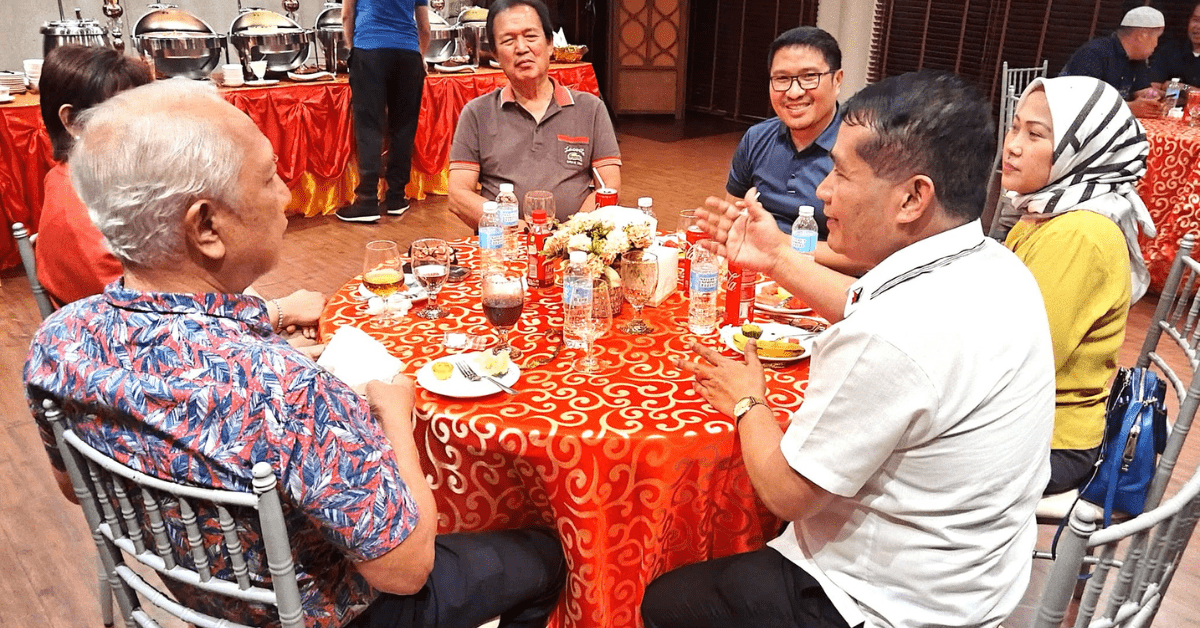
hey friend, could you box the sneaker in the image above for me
[335,203,381,223]
[385,198,411,216]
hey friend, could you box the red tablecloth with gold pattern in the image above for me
[1137,118,1200,293]
[318,241,800,628]
[0,63,599,271]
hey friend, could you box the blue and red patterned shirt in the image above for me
[25,281,420,628]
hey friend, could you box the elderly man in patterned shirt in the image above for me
[24,78,565,628]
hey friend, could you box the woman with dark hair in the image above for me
[35,44,152,304]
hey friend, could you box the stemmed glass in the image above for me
[411,238,452,319]
[482,273,525,358]
[523,190,555,224]
[249,59,268,82]
[574,279,612,373]
[362,240,403,320]
[619,250,658,334]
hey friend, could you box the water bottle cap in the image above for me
[499,182,514,193]
[797,205,815,217]
[569,250,587,263]
[532,207,547,222]
[638,197,653,207]
[482,201,497,211]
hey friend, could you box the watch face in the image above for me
[735,397,755,417]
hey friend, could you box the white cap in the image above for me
[637,196,653,207]
[482,201,497,211]
[499,182,514,193]
[569,250,587,263]
[798,205,815,217]
[1121,6,1164,28]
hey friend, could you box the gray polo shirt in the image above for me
[450,79,621,220]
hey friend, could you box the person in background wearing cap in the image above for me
[1060,6,1165,118]
[1150,1,1200,89]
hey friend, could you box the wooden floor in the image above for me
[1,117,1198,627]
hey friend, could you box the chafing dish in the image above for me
[426,12,458,65]
[457,7,491,66]
[42,8,110,56]
[133,5,225,80]
[314,2,348,73]
[229,9,314,75]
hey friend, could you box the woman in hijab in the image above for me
[1002,75,1156,494]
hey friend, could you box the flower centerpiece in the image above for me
[542,205,656,314]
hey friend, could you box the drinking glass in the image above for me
[362,240,403,320]
[619,250,658,334]
[574,279,613,373]
[411,238,452,319]
[523,190,555,224]
[482,273,525,358]
[249,59,268,82]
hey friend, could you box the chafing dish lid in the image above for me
[231,8,303,33]
[41,18,107,36]
[134,6,216,35]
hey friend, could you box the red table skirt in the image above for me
[1137,117,1200,293]
[319,240,794,628]
[0,63,599,271]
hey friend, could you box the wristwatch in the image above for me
[733,395,768,425]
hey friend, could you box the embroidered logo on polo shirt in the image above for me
[563,145,586,166]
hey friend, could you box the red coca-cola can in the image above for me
[596,188,618,207]
[1187,90,1200,127]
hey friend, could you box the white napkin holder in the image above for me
[647,243,678,306]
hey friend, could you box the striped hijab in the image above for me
[1009,76,1156,301]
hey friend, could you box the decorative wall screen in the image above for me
[610,0,689,115]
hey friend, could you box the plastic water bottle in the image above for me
[563,250,593,349]
[791,205,818,259]
[1166,78,1184,110]
[688,246,718,335]
[496,182,521,261]
[637,196,658,233]
[478,201,504,275]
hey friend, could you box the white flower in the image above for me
[568,233,592,251]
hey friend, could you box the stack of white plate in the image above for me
[0,71,27,95]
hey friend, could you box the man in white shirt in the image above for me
[641,70,1056,628]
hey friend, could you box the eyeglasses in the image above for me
[770,71,834,92]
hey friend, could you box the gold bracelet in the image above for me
[271,298,283,332]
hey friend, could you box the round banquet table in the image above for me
[1137,117,1200,292]
[318,240,806,628]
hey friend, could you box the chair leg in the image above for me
[98,556,113,626]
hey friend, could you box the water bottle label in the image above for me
[690,270,718,293]
[791,230,817,254]
[564,282,592,305]
[499,205,519,226]
[479,227,502,250]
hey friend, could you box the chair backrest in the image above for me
[41,396,305,628]
[1135,234,1200,512]
[12,221,56,320]
[1032,460,1200,628]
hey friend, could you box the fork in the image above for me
[456,360,518,394]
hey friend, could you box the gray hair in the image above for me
[70,78,246,268]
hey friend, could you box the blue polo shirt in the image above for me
[1150,38,1200,87]
[353,0,427,51]
[726,110,841,238]
[1060,33,1151,101]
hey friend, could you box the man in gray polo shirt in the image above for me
[448,0,621,226]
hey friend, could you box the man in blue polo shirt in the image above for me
[1061,5,1164,118]
[726,27,842,239]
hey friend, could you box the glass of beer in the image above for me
[482,273,525,358]
[362,240,404,320]
[412,238,453,319]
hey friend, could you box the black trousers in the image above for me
[640,547,857,628]
[349,47,425,207]
[348,529,566,628]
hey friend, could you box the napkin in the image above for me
[317,325,405,390]
[647,243,679,306]
[554,28,569,47]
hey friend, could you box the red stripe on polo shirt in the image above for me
[591,156,622,168]
[558,135,590,143]
[448,160,480,172]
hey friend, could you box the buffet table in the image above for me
[1137,117,1200,292]
[318,240,799,628]
[0,62,599,271]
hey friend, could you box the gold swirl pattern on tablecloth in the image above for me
[318,239,806,628]
[1137,118,1200,293]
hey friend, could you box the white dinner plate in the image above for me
[719,323,814,363]
[0,95,14,104]
[754,281,812,315]
[357,273,428,302]
[287,71,334,82]
[416,352,521,397]
[434,63,474,73]
[244,78,280,86]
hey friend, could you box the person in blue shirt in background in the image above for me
[1060,5,1164,118]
